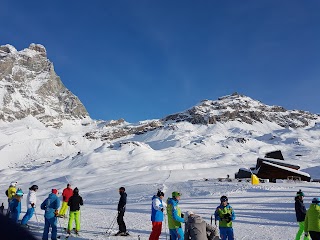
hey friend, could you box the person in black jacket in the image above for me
[294,189,309,240]
[115,187,128,236]
[67,187,83,235]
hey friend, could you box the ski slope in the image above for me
[1,180,319,240]
[0,117,319,239]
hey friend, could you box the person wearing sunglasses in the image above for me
[214,196,235,240]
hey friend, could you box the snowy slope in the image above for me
[0,45,320,240]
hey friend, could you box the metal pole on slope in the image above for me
[34,208,40,228]
[164,213,168,240]
[106,212,117,236]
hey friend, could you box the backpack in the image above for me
[5,190,8,197]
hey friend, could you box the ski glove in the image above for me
[161,208,164,212]
[304,232,309,237]
[31,203,35,208]
[54,209,59,217]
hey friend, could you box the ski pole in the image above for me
[34,208,40,228]
[106,213,117,236]
[164,213,168,240]
[57,216,63,237]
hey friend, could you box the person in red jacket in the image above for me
[59,184,73,218]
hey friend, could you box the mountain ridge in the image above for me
[0,43,88,127]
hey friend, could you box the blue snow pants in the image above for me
[219,227,234,240]
[21,208,34,225]
[42,217,57,240]
[169,227,184,240]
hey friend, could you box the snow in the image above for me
[0,115,319,239]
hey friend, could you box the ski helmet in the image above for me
[119,187,125,191]
[220,196,228,202]
[10,182,17,187]
[172,191,181,198]
[312,197,320,205]
[73,187,79,194]
[30,185,38,191]
[157,190,164,197]
[16,189,24,196]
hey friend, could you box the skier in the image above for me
[59,183,73,218]
[184,211,220,240]
[304,197,320,240]
[9,189,24,223]
[214,196,235,240]
[149,190,166,240]
[115,187,128,236]
[294,190,310,240]
[67,187,83,235]
[6,181,17,216]
[167,191,185,240]
[40,189,60,240]
[21,185,38,227]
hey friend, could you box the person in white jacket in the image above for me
[21,185,38,226]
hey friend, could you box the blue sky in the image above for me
[1,1,320,122]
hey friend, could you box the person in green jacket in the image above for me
[167,191,185,240]
[304,197,320,240]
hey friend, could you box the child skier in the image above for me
[214,196,235,240]
[67,187,83,235]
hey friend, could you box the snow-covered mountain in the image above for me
[163,92,319,128]
[0,44,88,127]
[1,44,320,240]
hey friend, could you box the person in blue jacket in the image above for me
[149,190,166,240]
[40,189,60,240]
[9,189,24,223]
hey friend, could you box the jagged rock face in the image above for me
[84,119,163,141]
[0,44,88,125]
[163,93,319,128]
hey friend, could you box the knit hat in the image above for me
[52,189,58,194]
[172,191,181,198]
[119,187,125,191]
[186,211,194,216]
[296,189,304,197]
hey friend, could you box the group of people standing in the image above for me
[4,182,320,240]
[4,182,83,240]
[295,189,320,240]
[149,190,235,240]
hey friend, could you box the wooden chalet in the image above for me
[235,150,311,182]
[256,160,311,182]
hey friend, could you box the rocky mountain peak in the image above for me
[0,43,88,127]
[163,93,319,128]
